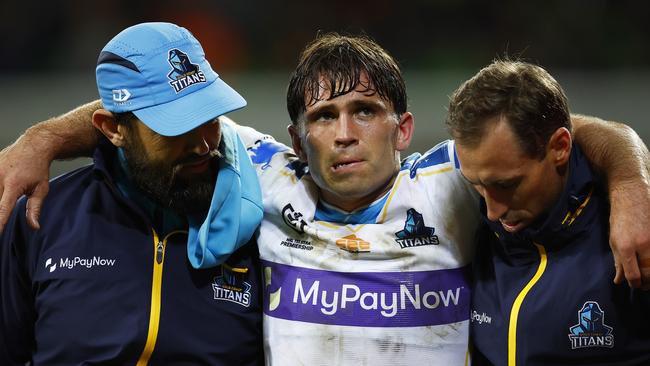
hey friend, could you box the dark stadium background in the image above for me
[2,0,648,176]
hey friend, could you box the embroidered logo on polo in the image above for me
[470,310,492,325]
[212,264,252,307]
[167,49,206,93]
[262,260,471,327]
[394,208,439,248]
[336,234,370,253]
[282,203,308,234]
[44,256,117,272]
[45,258,57,272]
[568,301,614,349]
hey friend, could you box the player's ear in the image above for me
[547,127,572,167]
[288,122,307,162]
[92,109,126,147]
[395,112,414,151]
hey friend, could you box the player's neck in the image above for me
[320,174,397,213]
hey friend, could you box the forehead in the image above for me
[303,72,393,113]
[456,117,531,180]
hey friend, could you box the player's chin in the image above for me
[335,181,381,199]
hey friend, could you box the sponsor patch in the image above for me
[336,234,370,253]
[470,310,492,325]
[45,256,117,272]
[262,260,470,327]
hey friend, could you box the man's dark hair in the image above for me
[286,33,407,124]
[446,60,571,159]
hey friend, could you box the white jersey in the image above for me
[235,123,481,366]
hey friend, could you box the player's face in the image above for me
[455,116,570,233]
[121,118,221,214]
[289,73,413,212]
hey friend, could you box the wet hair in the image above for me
[286,33,407,124]
[446,60,571,159]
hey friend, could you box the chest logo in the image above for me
[568,301,614,349]
[44,256,117,272]
[336,234,371,253]
[282,203,308,234]
[212,264,252,307]
[394,208,439,249]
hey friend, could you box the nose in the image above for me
[334,113,358,147]
[188,122,218,156]
[481,187,509,222]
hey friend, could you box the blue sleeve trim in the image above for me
[406,140,452,178]
[452,141,461,169]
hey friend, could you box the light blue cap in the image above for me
[96,22,246,136]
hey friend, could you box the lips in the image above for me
[499,219,524,233]
[332,159,363,171]
[179,156,211,173]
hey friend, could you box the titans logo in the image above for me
[167,49,206,93]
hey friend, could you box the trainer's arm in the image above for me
[572,114,650,289]
[0,100,101,232]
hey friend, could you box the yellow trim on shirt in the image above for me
[417,166,453,177]
[561,187,593,226]
[136,229,186,366]
[508,243,547,366]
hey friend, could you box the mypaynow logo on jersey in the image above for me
[45,256,117,272]
[262,260,470,327]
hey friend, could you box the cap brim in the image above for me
[133,78,246,136]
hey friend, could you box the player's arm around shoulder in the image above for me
[0,100,101,233]
[572,114,650,289]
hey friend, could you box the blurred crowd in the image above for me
[3,0,650,75]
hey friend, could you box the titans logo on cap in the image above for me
[167,48,207,93]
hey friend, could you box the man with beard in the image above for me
[0,23,264,365]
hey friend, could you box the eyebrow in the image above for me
[350,99,385,109]
[303,104,333,121]
[304,98,388,120]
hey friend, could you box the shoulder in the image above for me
[1,167,98,261]
[392,140,479,215]
[401,140,460,177]
[247,137,293,168]
[246,138,309,195]
[45,164,98,205]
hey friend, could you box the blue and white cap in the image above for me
[96,22,246,136]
